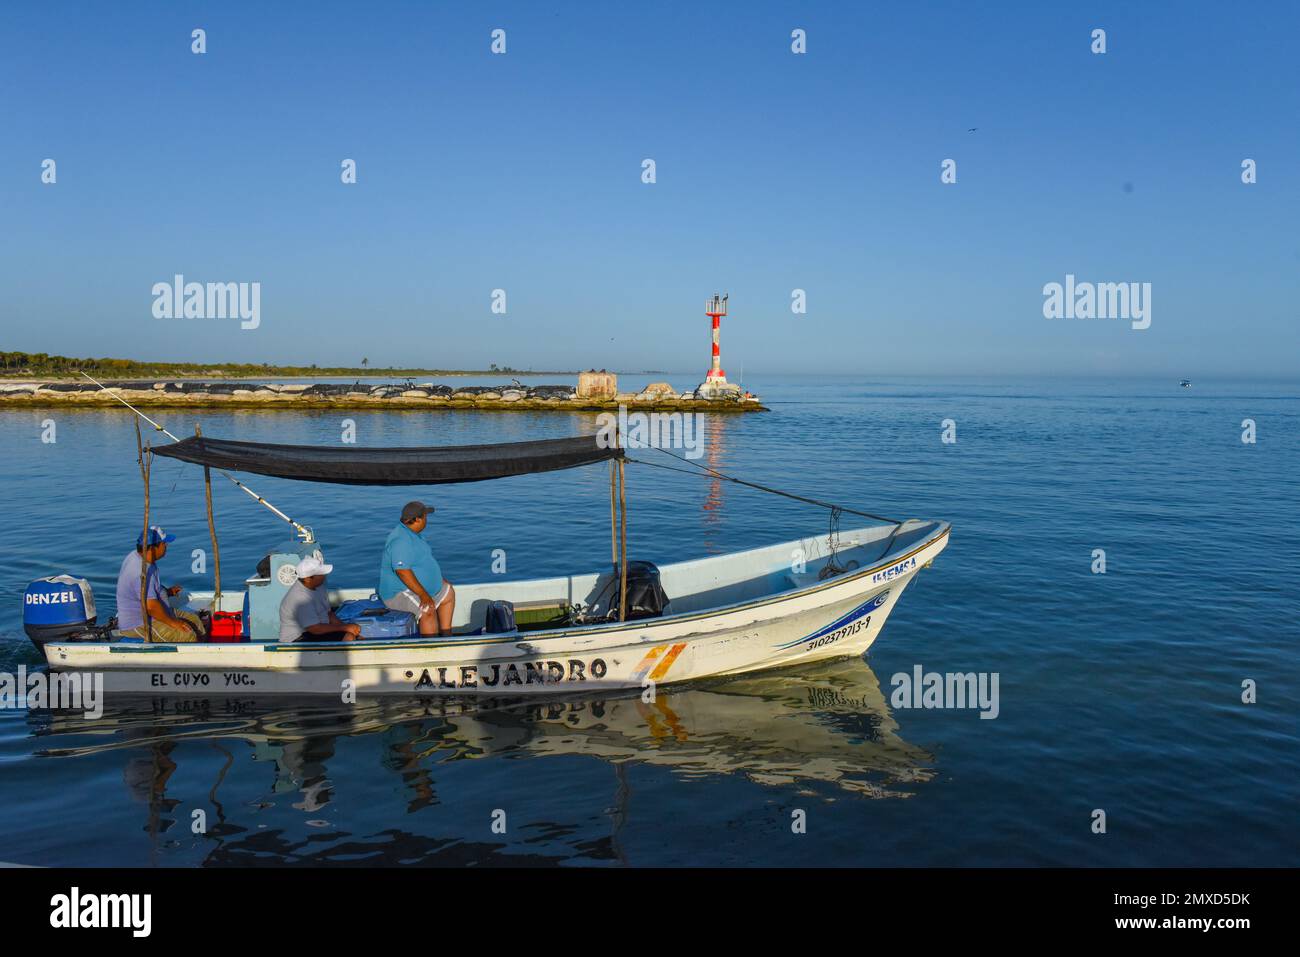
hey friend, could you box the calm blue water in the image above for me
[0,375,1296,866]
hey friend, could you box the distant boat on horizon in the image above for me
[1180,380,1192,388]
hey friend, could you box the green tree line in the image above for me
[1,351,553,378]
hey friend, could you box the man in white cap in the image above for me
[278,555,360,642]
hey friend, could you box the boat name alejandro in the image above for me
[412,658,609,690]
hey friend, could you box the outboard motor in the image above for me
[608,561,670,621]
[23,575,97,647]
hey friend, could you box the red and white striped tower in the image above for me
[705,293,729,382]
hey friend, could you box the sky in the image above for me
[1,1,1297,378]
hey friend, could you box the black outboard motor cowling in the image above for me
[23,575,97,647]
[609,561,669,621]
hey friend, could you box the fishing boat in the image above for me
[26,390,949,695]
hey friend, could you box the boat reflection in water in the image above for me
[28,657,933,864]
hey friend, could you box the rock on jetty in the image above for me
[0,380,767,412]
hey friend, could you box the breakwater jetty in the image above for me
[0,374,766,413]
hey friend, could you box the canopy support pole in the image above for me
[609,460,617,565]
[197,426,222,606]
[618,457,628,622]
[136,421,152,643]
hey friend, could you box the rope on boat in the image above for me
[626,447,912,573]
[626,447,902,524]
[79,372,315,542]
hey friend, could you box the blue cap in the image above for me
[137,525,176,547]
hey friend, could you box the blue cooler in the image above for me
[336,595,416,639]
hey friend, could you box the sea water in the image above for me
[0,375,1295,866]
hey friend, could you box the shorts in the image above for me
[384,581,450,616]
[120,609,205,643]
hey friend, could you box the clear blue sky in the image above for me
[2,2,1296,377]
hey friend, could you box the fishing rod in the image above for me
[79,372,315,543]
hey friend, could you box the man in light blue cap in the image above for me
[115,525,204,642]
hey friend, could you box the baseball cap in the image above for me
[401,501,434,523]
[296,555,334,578]
[137,525,176,547]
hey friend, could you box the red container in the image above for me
[209,611,245,643]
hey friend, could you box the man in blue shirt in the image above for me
[379,501,456,636]
[116,525,204,642]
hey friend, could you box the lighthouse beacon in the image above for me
[696,293,743,399]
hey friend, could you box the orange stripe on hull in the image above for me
[648,643,687,681]
[633,645,666,677]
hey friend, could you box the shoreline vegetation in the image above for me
[0,353,766,413]
[0,350,574,380]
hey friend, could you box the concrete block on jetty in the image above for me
[578,369,618,399]
[0,375,766,413]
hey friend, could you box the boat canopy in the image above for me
[150,434,623,486]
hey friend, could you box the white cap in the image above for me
[296,555,333,578]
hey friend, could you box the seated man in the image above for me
[279,555,360,642]
[116,526,205,642]
[379,501,455,636]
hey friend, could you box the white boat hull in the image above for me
[43,521,950,695]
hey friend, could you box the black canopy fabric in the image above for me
[150,434,622,486]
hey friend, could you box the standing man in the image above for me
[115,525,205,642]
[379,501,455,636]
[279,555,360,642]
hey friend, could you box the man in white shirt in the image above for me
[278,555,360,642]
